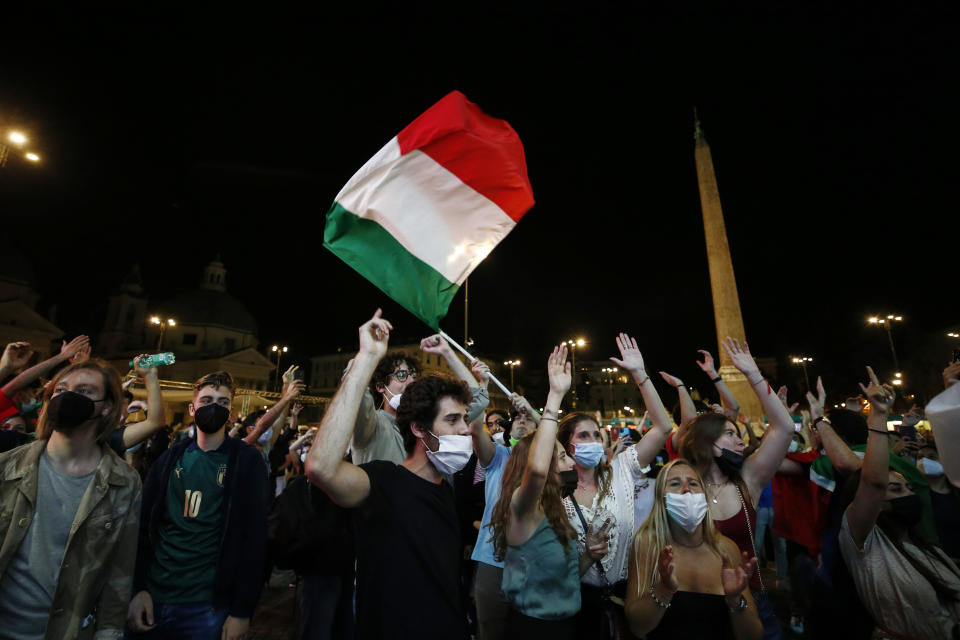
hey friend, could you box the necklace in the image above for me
[672,538,705,549]
[707,481,729,504]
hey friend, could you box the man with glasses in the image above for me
[351,334,489,465]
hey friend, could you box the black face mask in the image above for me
[47,391,101,432]
[714,448,745,478]
[887,494,923,528]
[560,470,579,497]
[194,403,230,434]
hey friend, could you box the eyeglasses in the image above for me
[388,369,417,382]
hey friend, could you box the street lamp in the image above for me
[948,332,959,339]
[271,345,289,391]
[564,338,586,408]
[503,360,521,388]
[149,316,176,351]
[892,372,903,386]
[0,129,42,168]
[867,314,903,372]
[790,356,813,391]
[601,367,618,418]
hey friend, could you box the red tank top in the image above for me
[713,492,762,591]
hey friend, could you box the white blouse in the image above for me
[564,445,655,586]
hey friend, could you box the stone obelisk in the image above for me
[694,116,763,420]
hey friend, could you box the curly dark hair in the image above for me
[369,351,422,400]
[395,375,471,454]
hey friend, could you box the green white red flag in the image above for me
[323,90,534,329]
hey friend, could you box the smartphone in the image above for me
[620,427,630,439]
[294,368,305,381]
[953,349,960,363]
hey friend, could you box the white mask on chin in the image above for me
[424,431,473,474]
[383,388,402,411]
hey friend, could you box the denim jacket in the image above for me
[0,440,142,640]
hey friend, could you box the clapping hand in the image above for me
[1,341,33,371]
[657,546,680,593]
[721,551,758,601]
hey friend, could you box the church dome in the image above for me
[156,259,258,335]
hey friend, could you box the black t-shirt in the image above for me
[353,461,465,640]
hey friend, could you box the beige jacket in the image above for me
[0,440,142,640]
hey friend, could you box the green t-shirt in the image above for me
[147,444,229,604]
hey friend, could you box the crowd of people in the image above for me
[1,310,959,640]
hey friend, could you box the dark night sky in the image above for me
[1,4,957,402]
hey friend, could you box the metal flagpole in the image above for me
[438,330,512,397]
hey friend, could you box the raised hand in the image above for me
[657,545,679,593]
[721,337,760,378]
[943,362,960,389]
[816,376,826,409]
[721,551,757,598]
[585,518,612,561]
[283,380,306,401]
[471,359,491,388]
[282,365,298,386]
[1,341,33,371]
[133,354,159,380]
[419,334,451,356]
[547,345,571,395]
[858,366,895,413]
[357,309,393,359]
[290,402,303,416]
[696,349,718,377]
[777,386,799,413]
[610,333,646,377]
[658,371,684,388]
[844,396,866,412]
[805,390,824,420]
[900,404,923,428]
[510,393,536,417]
[60,335,90,361]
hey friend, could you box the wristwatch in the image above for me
[811,416,829,433]
[727,593,748,613]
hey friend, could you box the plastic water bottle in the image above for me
[130,352,176,368]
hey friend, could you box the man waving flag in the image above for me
[323,91,534,329]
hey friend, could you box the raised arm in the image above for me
[1,335,90,397]
[513,346,569,518]
[723,338,794,501]
[609,333,672,468]
[845,367,896,548]
[660,370,696,430]
[806,377,862,476]
[244,378,304,445]
[0,342,34,382]
[420,334,489,421]
[697,349,741,421]
[306,310,392,508]
[121,356,167,448]
[469,360,496,467]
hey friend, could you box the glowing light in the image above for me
[150,317,161,325]
[25,153,39,162]
[8,132,27,145]
[868,317,879,324]
[892,379,902,386]
[167,319,176,327]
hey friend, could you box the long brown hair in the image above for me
[678,412,750,501]
[558,412,613,501]
[35,358,123,443]
[632,459,733,597]
[487,434,577,561]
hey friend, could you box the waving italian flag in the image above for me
[323,91,534,329]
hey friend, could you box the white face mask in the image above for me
[424,431,473,475]
[919,458,944,477]
[300,452,308,463]
[384,387,402,411]
[492,432,505,445]
[665,492,709,533]
[788,440,800,454]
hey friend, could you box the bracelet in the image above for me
[748,377,765,386]
[711,376,723,383]
[637,375,651,386]
[649,586,672,608]
[676,384,686,389]
[540,417,558,423]
[868,428,889,436]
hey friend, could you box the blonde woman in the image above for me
[625,459,762,640]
